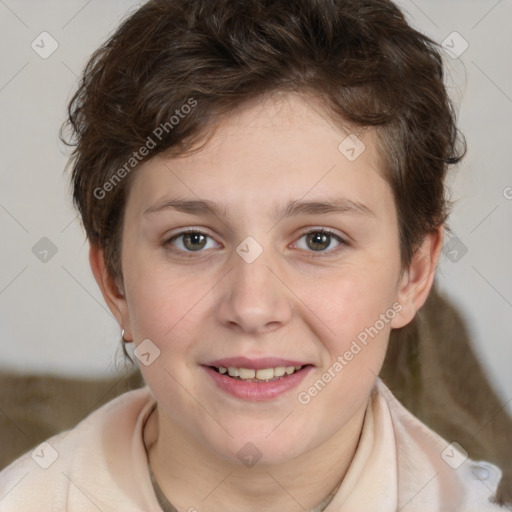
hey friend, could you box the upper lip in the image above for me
[204,357,311,370]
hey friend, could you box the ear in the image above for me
[391,226,444,329]
[89,244,133,342]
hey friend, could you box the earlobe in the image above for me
[391,226,444,329]
[89,244,133,340]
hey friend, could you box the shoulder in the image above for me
[0,386,155,512]
[373,378,506,511]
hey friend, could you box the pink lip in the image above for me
[205,356,309,370]
[202,365,313,401]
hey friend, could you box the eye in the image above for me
[294,229,346,255]
[165,230,219,253]
[164,228,346,257]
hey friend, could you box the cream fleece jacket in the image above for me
[0,378,504,511]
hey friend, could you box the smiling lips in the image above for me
[203,359,313,402]
[215,365,304,382]
[206,357,310,381]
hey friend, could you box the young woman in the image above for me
[0,0,505,510]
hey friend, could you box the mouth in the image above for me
[209,364,309,382]
[202,358,313,401]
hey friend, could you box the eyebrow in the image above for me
[143,197,375,220]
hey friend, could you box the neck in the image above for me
[144,403,368,512]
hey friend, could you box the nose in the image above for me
[215,243,293,334]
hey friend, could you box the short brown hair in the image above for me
[61,0,465,281]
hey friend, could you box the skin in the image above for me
[91,92,443,511]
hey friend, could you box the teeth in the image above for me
[238,368,256,379]
[274,366,286,377]
[219,365,304,381]
[255,368,274,380]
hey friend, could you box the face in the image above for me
[110,93,420,465]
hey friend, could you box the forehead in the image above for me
[125,93,394,222]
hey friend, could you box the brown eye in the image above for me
[166,230,216,253]
[295,229,345,254]
[306,232,331,251]
[182,232,207,251]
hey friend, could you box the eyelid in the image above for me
[296,226,346,241]
[164,226,216,240]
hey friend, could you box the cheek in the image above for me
[307,266,398,344]
[124,257,203,344]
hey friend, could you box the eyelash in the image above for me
[164,228,347,258]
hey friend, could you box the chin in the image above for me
[203,427,306,468]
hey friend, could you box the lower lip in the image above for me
[203,365,312,401]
